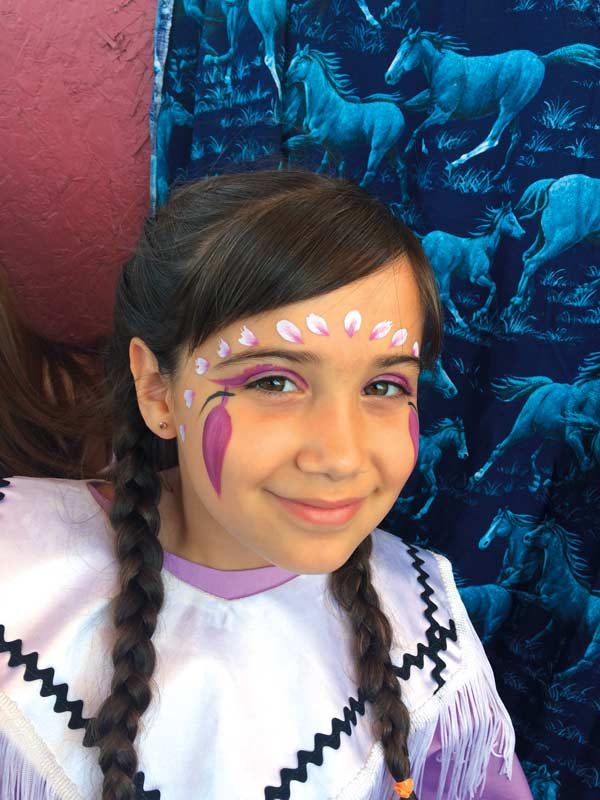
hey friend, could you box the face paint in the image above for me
[344,310,361,337]
[276,319,304,344]
[202,394,232,496]
[179,423,186,443]
[197,313,421,497]
[369,320,393,340]
[408,402,419,469]
[390,328,408,347]
[195,357,209,374]
[218,337,231,357]
[183,389,196,408]
[306,313,330,336]
[239,325,259,346]
[208,363,310,390]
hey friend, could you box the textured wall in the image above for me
[0,0,155,343]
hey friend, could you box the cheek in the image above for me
[408,406,419,470]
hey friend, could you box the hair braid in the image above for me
[329,535,418,800]
[83,393,166,800]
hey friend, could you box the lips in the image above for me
[279,496,365,509]
[270,492,364,526]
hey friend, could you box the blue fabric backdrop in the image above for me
[150,2,600,796]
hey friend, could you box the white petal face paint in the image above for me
[306,313,330,336]
[218,337,231,357]
[179,423,186,442]
[276,319,304,344]
[343,309,361,337]
[183,389,196,408]
[369,320,393,340]
[412,341,420,358]
[195,357,209,374]
[390,328,408,347]
[239,325,259,346]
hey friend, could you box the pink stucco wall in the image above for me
[0,0,155,344]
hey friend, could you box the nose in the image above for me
[301,399,368,474]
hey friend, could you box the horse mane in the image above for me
[306,49,362,101]
[573,350,600,385]
[425,416,462,434]
[468,203,511,236]
[408,28,469,54]
[542,520,595,590]
[504,509,541,528]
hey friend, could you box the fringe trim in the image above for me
[0,690,82,800]
[407,552,516,800]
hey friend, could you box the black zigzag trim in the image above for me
[265,690,368,800]
[265,540,457,798]
[0,626,90,729]
[0,480,160,799]
[393,543,458,693]
[0,625,160,799]
[133,772,161,800]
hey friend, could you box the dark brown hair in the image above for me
[2,166,444,798]
[0,267,112,480]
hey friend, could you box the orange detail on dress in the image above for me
[393,777,414,797]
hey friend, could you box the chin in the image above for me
[278,547,358,576]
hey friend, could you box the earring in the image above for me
[159,422,168,430]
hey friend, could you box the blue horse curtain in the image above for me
[150,2,600,796]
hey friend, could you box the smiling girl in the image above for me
[0,168,532,799]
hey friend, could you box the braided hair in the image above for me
[86,164,443,799]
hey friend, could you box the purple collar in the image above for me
[87,482,299,600]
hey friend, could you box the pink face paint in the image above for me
[202,394,232,496]
[239,325,259,346]
[369,320,393,340]
[306,313,330,336]
[408,403,419,470]
[344,310,361,337]
[390,328,408,347]
[276,319,304,344]
[378,373,415,395]
[207,363,310,390]
[199,308,421,494]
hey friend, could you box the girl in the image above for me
[0,168,533,799]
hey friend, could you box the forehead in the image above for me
[240,258,420,337]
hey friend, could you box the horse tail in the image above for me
[540,43,600,70]
[514,178,555,219]
[491,374,553,402]
[362,92,405,104]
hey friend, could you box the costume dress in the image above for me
[0,476,533,799]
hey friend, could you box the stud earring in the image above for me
[159,422,168,430]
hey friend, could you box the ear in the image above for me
[129,336,176,439]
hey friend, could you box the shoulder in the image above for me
[369,527,502,707]
[370,528,518,796]
[0,475,117,624]
[370,526,462,660]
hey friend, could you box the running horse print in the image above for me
[384,29,600,178]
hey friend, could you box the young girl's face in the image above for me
[139,257,423,574]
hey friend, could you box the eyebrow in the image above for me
[211,347,422,372]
